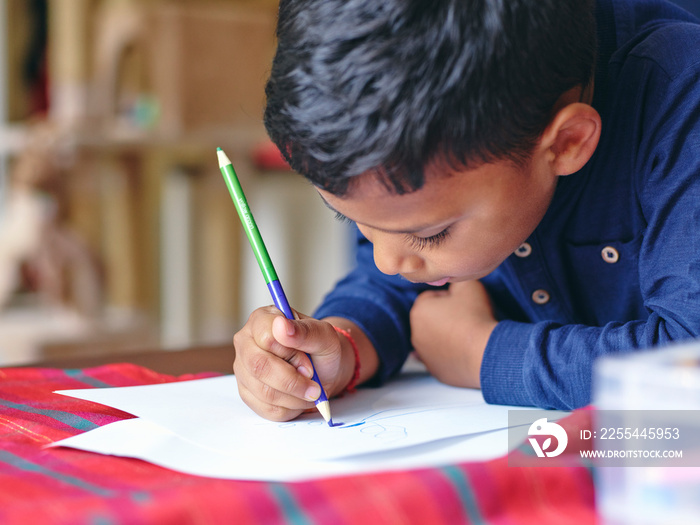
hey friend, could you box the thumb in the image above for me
[271,315,340,358]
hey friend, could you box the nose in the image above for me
[370,231,423,276]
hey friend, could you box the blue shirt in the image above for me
[314,0,700,410]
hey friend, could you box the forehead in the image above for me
[316,167,471,232]
[317,156,531,230]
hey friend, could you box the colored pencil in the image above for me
[217,147,332,425]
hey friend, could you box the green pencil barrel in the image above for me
[220,163,279,284]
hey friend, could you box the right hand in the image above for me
[232,306,352,421]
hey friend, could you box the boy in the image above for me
[233,0,700,421]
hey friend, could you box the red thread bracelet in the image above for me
[334,326,361,394]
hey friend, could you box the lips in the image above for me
[426,277,450,287]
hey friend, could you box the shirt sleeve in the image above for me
[481,23,700,410]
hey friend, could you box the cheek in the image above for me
[356,224,373,242]
[433,231,518,278]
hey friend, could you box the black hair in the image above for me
[264,0,597,195]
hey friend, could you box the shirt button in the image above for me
[601,246,619,264]
[532,289,551,305]
[515,242,532,258]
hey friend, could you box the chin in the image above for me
[447,271,491,283]
[404,267,494,285]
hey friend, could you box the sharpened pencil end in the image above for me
[316,400,332,424]
[217,147,232,168]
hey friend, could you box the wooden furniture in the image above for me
[69,1,278,347]
[24,341,235,376]
[0,1,279,364]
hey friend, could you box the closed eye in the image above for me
[333,211,353,224]
[408,227,451,251]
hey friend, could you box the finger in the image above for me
[247,374,315,412]
[271,316,340,358]
[236,344,323,402]
[237,380,308,422]
[243,311,314,373]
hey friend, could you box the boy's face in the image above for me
[318,156,560,285]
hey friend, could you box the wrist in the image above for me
[323,316,379,393]
[469,320,497,387]
[333,326,361,396]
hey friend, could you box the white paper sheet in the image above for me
[53,417,534,482]
[52,373,565,481]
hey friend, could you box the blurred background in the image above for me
[0,0,352,366]
[1,0,698,366]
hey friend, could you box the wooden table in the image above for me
[17,343,235,376]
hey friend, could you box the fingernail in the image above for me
[297,365,313,379]
[304,384,321,401]
[285,320,296,336]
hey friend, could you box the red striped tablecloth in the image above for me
[0,365,596,524]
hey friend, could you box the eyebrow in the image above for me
[318,194,442,235]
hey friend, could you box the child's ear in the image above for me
[540,103,601,176]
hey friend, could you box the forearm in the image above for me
[481,313,700,410]
[409,281,498,390]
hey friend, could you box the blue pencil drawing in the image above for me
[278,407,454,444]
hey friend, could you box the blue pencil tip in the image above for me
[328,419,334,427]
